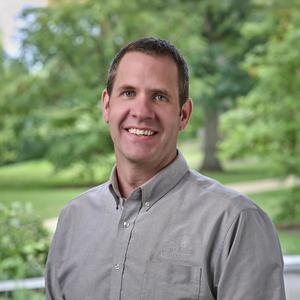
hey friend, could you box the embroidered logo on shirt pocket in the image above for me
[141,259,201,300]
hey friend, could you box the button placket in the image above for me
[109,191,142,300]
[123,221,130,228]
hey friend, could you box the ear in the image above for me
[179,98,192,131]
[102,89,110,123]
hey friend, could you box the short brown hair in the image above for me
[106,37,189,107]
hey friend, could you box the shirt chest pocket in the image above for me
[141,260,201,300]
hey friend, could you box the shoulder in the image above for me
[49,181,113,257]
[178,169,273,234]
[65,181,110,210]
[56,181,114,227]
[182,171,282,256]
[183,169,258,212]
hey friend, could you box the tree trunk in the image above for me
[200,107,223,171]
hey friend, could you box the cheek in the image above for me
[163,113,181,131]
[108,106,129,128]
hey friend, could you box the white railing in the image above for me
[0,277,44,292]
[284,255,300,272]
[0,255,300,292]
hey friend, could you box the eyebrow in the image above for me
[117,85,136,92]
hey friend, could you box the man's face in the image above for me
[102,51,192,169]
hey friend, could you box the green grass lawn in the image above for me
[0,145,276,189]
[0,160,112,189]
[0,155,277,219]
[1,188,85,219]
[0,143,299,254]
[0,160,100,219]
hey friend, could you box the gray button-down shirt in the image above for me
[45,152,286,300]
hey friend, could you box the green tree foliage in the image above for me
[11,1,115,171]
[221,0,300,225]
[191,0,256,171]
[0,45,37,165]
[0,0,203,172]
[0,0,278,174]
[221,0,300,177]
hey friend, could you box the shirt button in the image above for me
[123,221,130,228]
[114,264,120,271]
[144,202,150,208]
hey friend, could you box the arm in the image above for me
[216,209,286,300]
[45,208,71,300]
[45,232,64,300]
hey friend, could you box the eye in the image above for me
[122,90,135,97]
[154,94,167,102]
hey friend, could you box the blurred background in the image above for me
[0,0,299,299]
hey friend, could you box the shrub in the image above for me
[0,202,49,280]
[0,289,44,300]
[275,187,300,227]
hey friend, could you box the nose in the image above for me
[131,94,155,120]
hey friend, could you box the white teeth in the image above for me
[128,128,155,136]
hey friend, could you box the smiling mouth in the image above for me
[127,128,156,136]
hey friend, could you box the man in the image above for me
[46,37,286,299]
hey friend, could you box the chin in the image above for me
[124,149,156,164]
[128,153,153,164]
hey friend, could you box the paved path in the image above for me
[226,176,300,194]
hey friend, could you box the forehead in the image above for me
[114,51,179,89]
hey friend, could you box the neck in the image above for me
[115,166,153,198]
[115,154,177,198]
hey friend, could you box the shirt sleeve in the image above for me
[45,207,72,300]
[215,208,286,300]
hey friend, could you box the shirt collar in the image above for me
[109,150,189,209]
